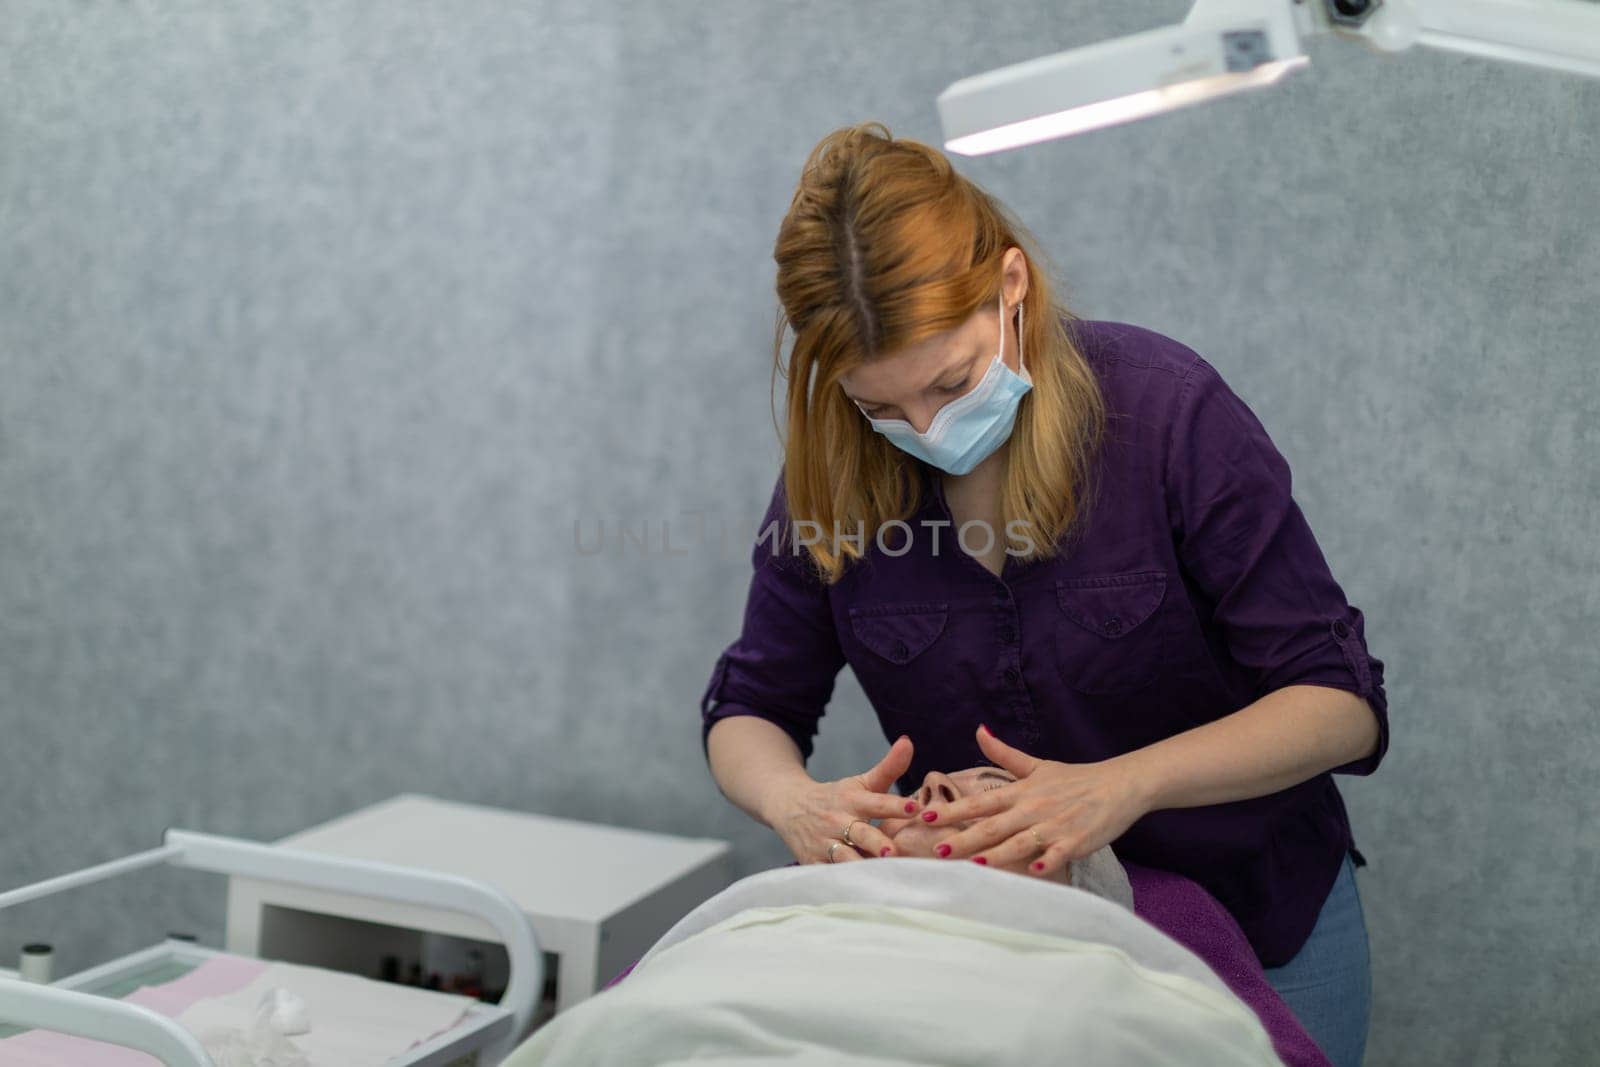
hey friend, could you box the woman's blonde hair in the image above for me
[772,121,1106,582]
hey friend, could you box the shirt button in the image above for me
[1333,620,1350,639]
[1103,617,1122,636]
[1003,667,1020,685]
[998,625,1016,643]
[893,640,910,658]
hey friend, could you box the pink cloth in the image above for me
[125,954,269,1017]
[0,955,268,1067]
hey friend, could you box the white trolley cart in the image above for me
[0,829,544,1066]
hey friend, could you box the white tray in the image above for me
[36,938,513,1067]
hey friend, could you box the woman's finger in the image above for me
[859,734,915,795]
[917,781,1016,828]
[853,789,923,821]
[846,821,901,859]
[823,813,900,859]
[1029,837,1077,878]
[973,824,1055,869]
[974,723,1041,778]
[932,809,1031,861]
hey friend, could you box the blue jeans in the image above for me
[1262,851,1372,1067]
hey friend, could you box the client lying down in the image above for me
[504,766,1322,1067]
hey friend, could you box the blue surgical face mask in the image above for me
[854,290,1031,476]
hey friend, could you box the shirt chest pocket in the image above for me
[848,603,949,665]
[1052,571,1170,696]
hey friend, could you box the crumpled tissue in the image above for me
[194,987,313,1067]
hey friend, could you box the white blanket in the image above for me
[505,859,1282,1067]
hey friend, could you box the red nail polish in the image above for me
[980,723,992,736]
[1032,861,1045,871]
[904,801,917,814]
[922,811,938,823]
[881,847,892,857]
[973,857,987,865]
[936,844,951,858]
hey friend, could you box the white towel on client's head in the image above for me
[1068,843,1134,910]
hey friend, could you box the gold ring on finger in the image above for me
[827,841,842,862]
[843,820,864,847]
[1031,827,1046,853]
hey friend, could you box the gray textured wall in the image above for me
[2,3,1596,1063]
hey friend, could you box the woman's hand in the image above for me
[764,735,921,864]
[916,725,1151,878]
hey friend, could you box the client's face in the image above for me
[877,767,1070,884]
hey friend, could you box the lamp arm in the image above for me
[1322,0,1600,79]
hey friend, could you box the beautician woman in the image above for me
[700,122,1387,1067]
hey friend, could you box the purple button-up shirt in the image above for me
[701,318,1389,968]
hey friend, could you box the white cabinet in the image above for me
[224,794,731,1039]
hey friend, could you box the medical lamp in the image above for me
[938,0,1600,154]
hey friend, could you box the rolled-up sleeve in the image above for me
[700,478,846,766]
[1164,356,1389,776]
